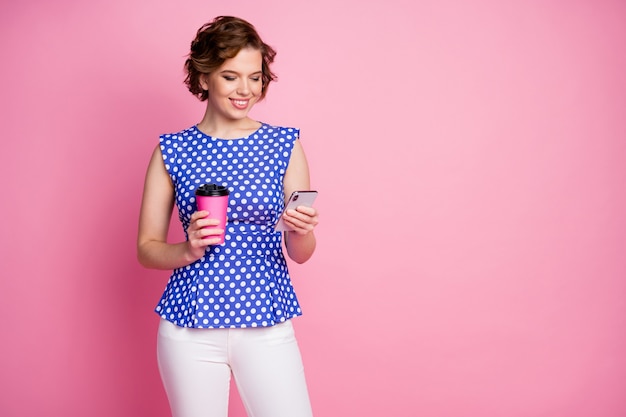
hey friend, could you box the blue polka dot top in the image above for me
[155,123,303,328]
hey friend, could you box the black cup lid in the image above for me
[195,184,230,196]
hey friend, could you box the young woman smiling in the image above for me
[137,16,318,417]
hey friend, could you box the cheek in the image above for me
[252,82,264,96]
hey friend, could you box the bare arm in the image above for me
[281,139,319,264]
[137,145,223,270]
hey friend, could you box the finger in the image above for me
[285,209,318,226]
[195,217,221,228]
[190,228,224,247]
[191,210,210,221]
[202,227,225,237]
[295,206,317,216]
[192,226,224,238]
[283,215,317,232]
[188,231,210,249]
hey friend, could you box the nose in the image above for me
[236,79,251,96]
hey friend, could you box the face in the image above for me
[200,47,264,121]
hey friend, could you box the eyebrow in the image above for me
[219,70,263,75]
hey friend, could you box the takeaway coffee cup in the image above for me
[195,184,230,244]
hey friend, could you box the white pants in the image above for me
[157,319,314,417]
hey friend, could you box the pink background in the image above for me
[1,0,625,416]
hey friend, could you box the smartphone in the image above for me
[274,190,318,232]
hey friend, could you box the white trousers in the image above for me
[157,319,314,417]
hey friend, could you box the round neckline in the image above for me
[192,122,265,141]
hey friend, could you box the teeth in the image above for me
[233,100,247,106]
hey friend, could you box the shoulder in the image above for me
[158,127,199,166]
[159,126,197,143]
[159,126,199,157]
[259,123,300,140]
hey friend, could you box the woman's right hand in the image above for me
[185,210,224,260]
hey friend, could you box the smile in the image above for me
[230,99,249,109]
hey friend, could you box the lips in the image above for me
[230,99,249,110]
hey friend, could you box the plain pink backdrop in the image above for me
[1,0,625,416]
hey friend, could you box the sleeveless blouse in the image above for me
[155,123,303,328]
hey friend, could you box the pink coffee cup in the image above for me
[195,184,230,244]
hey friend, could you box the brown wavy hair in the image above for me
[184,16,277,101]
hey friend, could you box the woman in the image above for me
[137,16,318,417]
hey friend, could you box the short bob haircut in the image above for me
[184,16,277,102]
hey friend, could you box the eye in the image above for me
[251,77,261,82]
[223,76,236,81]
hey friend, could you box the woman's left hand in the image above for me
[281,206,319,235]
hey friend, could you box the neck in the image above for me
[196,110,260,140]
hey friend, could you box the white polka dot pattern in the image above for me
[154,123,303,328]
